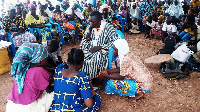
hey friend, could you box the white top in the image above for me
[162,22,177,34]
[146,21,156,28]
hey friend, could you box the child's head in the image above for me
[181,15,186,23]
[197,18,200,25]
[51,31,60,41]
[132,18,137,24]
[165,16,171,25]
[188,9,195,15]
[112,17,118,21]
[147,15,152,23]
[48,39,60,53]
[185,15,195,25]
[67,48,84,69]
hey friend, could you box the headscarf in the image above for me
[113,39,129,65]
[11,43,48,94]
[28,3,35,10]
[87,0,93,5]
[55,1,62,7]
[99,4,111,13]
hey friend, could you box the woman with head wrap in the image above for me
[6,43,54,112]
[51,1,66,23]
[25,4,50,42]
[98,39,153,100]
[99,4,112,23]
[130,2,139,20]
[2,5,36,47]
[165,0,184,18]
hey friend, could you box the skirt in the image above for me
[12,32,36,47]
[105,79,150,97]
[6,92,54,112]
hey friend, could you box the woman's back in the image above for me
[50,65,93,111]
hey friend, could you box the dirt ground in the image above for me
[0,33,200,112]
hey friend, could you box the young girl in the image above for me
[179,15,197,43]
[129,18,140,34]
[145,15,156,38]
[6,43,54,112]
[150,15,164,39]
[98,39,153,100]
[49,48,101,111]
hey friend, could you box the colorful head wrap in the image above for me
[28,3,35,10]
[11,43,48,94]
[87,0,93,5]
[99,4,111,13]
[113,39,129,65]
[158,15,164,20]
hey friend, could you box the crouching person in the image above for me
[98,39,153,100]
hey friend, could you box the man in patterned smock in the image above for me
[80,11,119,78]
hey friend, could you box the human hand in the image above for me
[86,34,91,40]
[97,71,108,80]
[89,46,102,53]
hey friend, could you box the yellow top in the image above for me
[25,14,45,25]
[184,28,195,36]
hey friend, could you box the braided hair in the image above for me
[67,48,84,65]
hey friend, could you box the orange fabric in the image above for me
[63,22,75,30]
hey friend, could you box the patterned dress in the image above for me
[25,14,50,42]
[49,64,101,112]
[3,15,36,47]
[105,52,153,97]
[80,21,119,78]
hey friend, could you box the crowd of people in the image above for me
[1,0,200,111]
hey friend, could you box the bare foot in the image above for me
[134,94,143,100]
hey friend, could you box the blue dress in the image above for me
[49,64,101,112]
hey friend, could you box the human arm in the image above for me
[89,46,102,53]
[57,56,63,64]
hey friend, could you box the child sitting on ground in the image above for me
[162,16,177,41]
[43,39,63,67]
[129,18,140,34]
[179,15,197,43]
[98,39,153,100]
[150,15,164,39]
[144,15,155,38]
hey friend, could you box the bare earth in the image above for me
[0,33,200,112]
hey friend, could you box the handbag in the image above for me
[171,44,194,63]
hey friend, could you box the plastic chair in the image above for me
[27,26,42,42]
[104,48,119,85]
[7,33,16,56]
[115,29,124,39]
[49,17,65,45]
[117,15,127,33]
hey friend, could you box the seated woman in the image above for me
[179,15,197,43]
[6,43,54,112]
[98,39,153,100]
[25,4,49,42]
[3,6,36,47]
[80,11,119,78]
[38,4,49,23]
[51,2,65,24]
[99,4,112,23]
[49,48,101,111]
